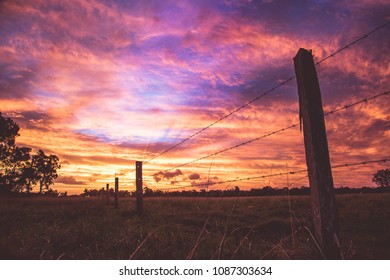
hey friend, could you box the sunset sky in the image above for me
[1,0,389,194]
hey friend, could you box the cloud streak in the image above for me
[153,169,183,183]
[56,176,86,185]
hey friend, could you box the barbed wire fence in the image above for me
[118,21,390,200]
[123,21,390,176]
[100,21,390,259]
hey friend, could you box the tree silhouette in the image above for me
[143,186,154,197]
[20,163,39,193]
[9,146,32,192]
[0,113,32,192]
[373,169,390,188]
[32,150,61,193]
[1,113,60,194]
[0,112,19,146]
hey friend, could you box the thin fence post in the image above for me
[294,48,341,259]
[114,177,119,209]
[106,183,109,205]
[101,187,104,205]
[136,161,143,215]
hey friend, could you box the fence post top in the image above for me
[294,48,313,60]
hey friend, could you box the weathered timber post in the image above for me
[101,187,104,205]
[106,183,109,205]
[114,177,119,209]
[293,48,341,259]
[136,161,143,215]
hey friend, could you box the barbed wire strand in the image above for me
[315,21,390,65]
[161,90,389,172]
[159,158,389,191]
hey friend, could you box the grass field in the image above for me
[0,194,389,259]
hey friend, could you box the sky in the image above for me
[1,0,389,194]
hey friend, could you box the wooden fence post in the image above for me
[114,177,119,209]
[136,161,143,215]
[101,187,104,205]
[293,48,341,259]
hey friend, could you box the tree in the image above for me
[8,146,32,192]
[0,112,20,146]
[143,186,154,197]
[20,162,39,194]
[1,113,61,194]
[1,113,19,192]
[32,150,61,193]
[0,113,32,193]
[372,169,390,188]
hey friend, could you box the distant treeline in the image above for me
[0,188,67,197]
[82,185,390,198]
[2,185,389,198]
[82,188,131,197]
